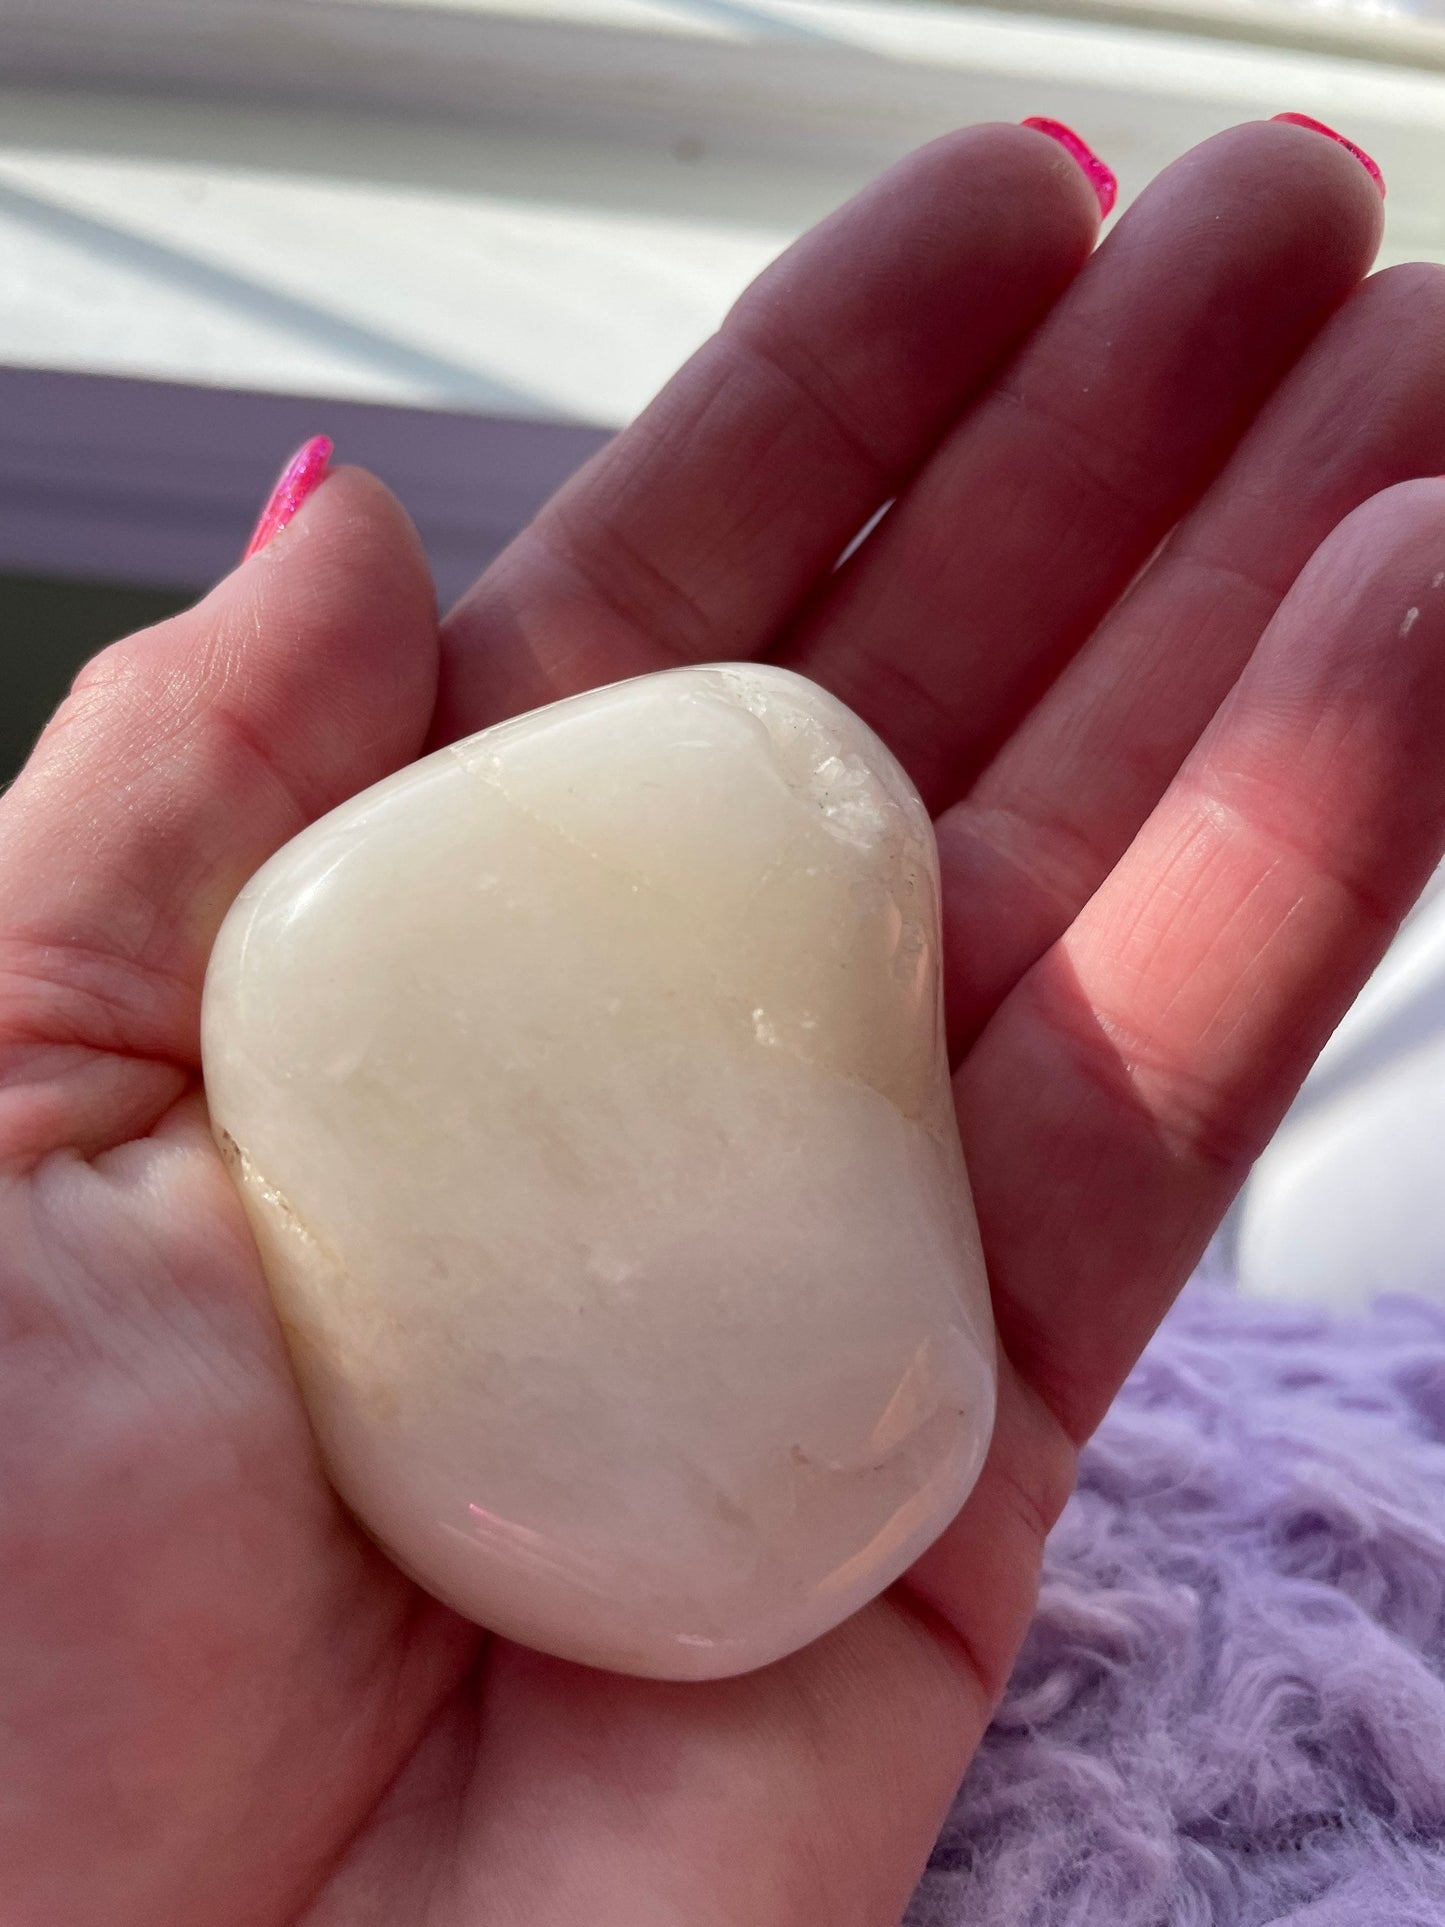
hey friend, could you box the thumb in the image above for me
[0,451,438,1158]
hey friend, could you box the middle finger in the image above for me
[778,118,1384,810]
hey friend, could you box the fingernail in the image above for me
[1021,117,1117,219]
[244,435,334,559]
[1272,114,1385,197]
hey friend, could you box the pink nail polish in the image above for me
[1272,113,1385,197]
[1022,117,1117,219]
[244,435,334,559]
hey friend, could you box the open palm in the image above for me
[5,119,1445,1926]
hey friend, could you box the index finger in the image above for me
[434,122,1103,739]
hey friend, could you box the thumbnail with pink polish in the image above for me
[244,436,334,560]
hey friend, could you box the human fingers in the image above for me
[938,262,1445,1050]
[957,480,1445,1441]
[434,122,1102,739]
[780,117,1383,809]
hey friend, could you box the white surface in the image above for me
[2,0,1445,431]
[0,96,787,425]
[1238,1028,1445,1307]
[1237,872,1445,1307]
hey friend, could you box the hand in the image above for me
[3,117,1444,1927]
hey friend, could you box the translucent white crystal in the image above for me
[202,665,995,1679]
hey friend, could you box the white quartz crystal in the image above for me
[202,665,995,1679]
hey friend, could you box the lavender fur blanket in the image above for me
[910,1276,1445,1926]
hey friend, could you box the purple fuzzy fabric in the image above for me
[910,1277,1445,1925]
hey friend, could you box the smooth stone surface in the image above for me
[202,664,996,1679]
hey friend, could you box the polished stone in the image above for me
[202,665,995,1678]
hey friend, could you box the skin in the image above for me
[2,117,1445,1925]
